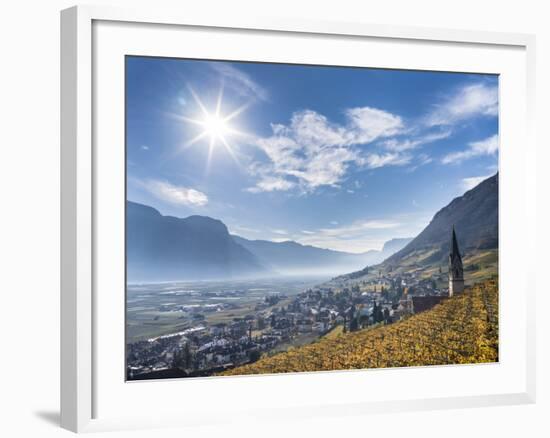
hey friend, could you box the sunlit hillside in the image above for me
[222,279,498,376]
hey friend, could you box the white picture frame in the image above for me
[60,4,537,433]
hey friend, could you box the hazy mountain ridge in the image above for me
[126,201,412,282]
[232,235,412,275]
[127,201,268,282]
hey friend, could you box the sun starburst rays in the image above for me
[176,85,249,172]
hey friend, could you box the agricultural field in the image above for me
[222,279,498,376]
[126,276,328,342]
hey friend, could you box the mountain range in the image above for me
[126,202,267,282]
[127,173,497,283]
[232,235,412,276]
[126,201,411,282]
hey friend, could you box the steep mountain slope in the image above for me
[126,201,268,282]
[385,173,498,267]
[232,235,412,275]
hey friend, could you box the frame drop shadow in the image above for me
[34,410,60,427]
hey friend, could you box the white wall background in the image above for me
[0,1,547,436]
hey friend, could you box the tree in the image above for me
[248,350,261,363]
[373,302,384,324]
[173,342,193,369]
[257,316,266,330]
[383,308,391,324]
[183,342,192,369]
[350,317,359,332]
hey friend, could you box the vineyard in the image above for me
[222,279,498,376]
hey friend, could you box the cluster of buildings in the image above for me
[127,227,465,380]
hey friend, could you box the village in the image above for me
[127,261,453,380]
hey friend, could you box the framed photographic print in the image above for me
[61,5,536,433]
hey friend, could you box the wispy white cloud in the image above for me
[246,107,404,193]
[442,134,498,165]
[270,228,289,235]
[231,225,261,234]
[425,82,498,127]
[380,129,452,152]
[245,176,295,193]
[269,237,293,243]
[345,107,404,142]
[461,174,493,191]
[380,138,421,152]
[293,213,431,253]
[319,220,401,236]
[364,152,413,169]
[294,219,401,253]
[210,63,269,101]
[144,180,208,206]
[406,153,434,172]
[141,145,150,151]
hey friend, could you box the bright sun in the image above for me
[178,85,249,170]
[202,114,230,141]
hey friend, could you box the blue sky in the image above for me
[126,56,499,253]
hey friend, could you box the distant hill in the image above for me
[385,173,498,267]
[126,201,268,282]
[232,235,412,276]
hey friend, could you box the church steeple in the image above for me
[448,225,464,297]
[450,226,462,263]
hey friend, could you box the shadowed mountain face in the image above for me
[385,173,498,266]
[232,235,412,276]
[126,201,413,282]
[126,201,268,282]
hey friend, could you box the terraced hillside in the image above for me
[222,279,498,376]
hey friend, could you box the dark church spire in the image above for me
[448,225,464,297]
[450,225,462,262]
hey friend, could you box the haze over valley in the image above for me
[127,200,412,282]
